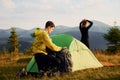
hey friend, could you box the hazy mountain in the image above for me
[90,20,110,33]
[0,20,119,52]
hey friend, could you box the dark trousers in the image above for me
[34,53,60,72]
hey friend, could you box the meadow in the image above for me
[0,51,120,80]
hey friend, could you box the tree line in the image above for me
[2,26,120,54]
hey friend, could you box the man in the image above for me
[32,21,62,72]
[16,21,72,78]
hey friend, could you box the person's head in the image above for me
[82,19,87,26]
[45,21,55,34]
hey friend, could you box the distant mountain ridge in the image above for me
[0,20,120,52]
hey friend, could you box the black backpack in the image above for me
[46,47,73,73]
[56,47,73,73]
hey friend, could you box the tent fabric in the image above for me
[26,34,103,72]
[51,34,73,48]
[69,38,103,71]
[26,56,39,73]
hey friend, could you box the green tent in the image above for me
[26,34,103,72]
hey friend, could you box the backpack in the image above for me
[46,47,73,73]
[56,47,73,73]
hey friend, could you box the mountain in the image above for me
[90,20,110,33]
[0,20,119,52]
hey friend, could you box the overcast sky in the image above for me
[0,0,120,29]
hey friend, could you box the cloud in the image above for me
[0,0,120,29]
[0,0,16,10]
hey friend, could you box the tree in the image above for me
[104,27,120,53]
[8,28,20,53]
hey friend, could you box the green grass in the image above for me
[0,52,120,80]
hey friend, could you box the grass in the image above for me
[0,51,120,80]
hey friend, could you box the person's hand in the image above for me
[83,19,86,21]
[82,19,87,22]
[62,47,67,50]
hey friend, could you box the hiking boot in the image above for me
[35,70,46,78]
[15,68,27,79]
[46,69,60,77]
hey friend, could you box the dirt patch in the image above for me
[101,62,120,67]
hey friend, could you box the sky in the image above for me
[0,0,120,30]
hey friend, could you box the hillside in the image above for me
[0,20,119,52]
[0,51,120,79]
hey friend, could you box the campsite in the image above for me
[0,34,120,80]
[1,0,120,80]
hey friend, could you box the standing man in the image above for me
[79,19,93,48]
